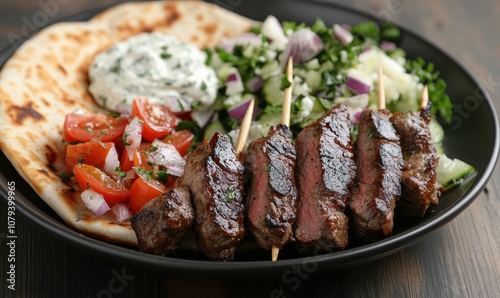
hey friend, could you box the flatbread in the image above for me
[0,1,255,246]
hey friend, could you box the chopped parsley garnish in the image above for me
[280,75,292,91]
[115,167,127,179]
[161,52,172,59]
[122,133,130,146]
[77,157,84,163]
[405,57,453,122]
[225,188,237,203]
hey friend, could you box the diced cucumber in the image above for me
[204,120,227,140]
[263,74,285,106]
[256,60,280,80]
[429,118,444,154]
[217,64,238,82]
[304,70,322,90]
[437,153,475,188]
[255,110,282,136]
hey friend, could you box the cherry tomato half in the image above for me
[131,97,179,142]
[73,164,130,205]
[65,141,115,173]
[163,130,194,156]
[129,176,167,212]
[63,112,128,143]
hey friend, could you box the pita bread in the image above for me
[0,1,255,246]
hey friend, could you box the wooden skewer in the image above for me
[271,57,295,262]
[377,64,386,110]
[234,98,255,154]
[281,56,294,127]
[420,85,429,110]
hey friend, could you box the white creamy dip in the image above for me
[88,32,218,112]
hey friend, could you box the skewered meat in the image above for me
[181,132,245,261]
[349,109,404,241]
[245,124,297,251]
[391,104,441,218]
[130,186,194,255]
[294,104,356,253]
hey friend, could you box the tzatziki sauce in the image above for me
[88,32,218,112]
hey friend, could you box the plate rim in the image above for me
[0,0,498,277]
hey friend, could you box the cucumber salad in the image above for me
[197,16,474,189]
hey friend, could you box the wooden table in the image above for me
[1,0,499,297]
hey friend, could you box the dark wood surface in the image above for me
[1,0,500,297]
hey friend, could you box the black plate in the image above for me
[0,0,498,278]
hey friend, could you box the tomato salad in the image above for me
[63,97,194,220]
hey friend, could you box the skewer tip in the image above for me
[234,98,255,154]
[271,246,280,262]
[420,85,429,110]
[377,64,386,110]
[281,57,294,127]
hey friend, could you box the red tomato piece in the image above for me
[73,164,130,205]
[65,142,115,173]
[63,112,128,143]
[131,97,179,142]
[163,130,194,156]
[129,177,167,212]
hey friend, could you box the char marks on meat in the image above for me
[391,104,441,218]
[130,186,194,255]
[294,104,356,253]
[349,109,404,241]
[245,124,297,250]
[181,133,245,261]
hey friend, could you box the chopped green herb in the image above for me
[161,52,172,59]
[368,128,377,140]
[77,157,84,163]
[58,172,73,179]
[149,146,158,153]
[280,75,292,91]
[264,165,270,172]
[405,57,453,122]
[115,167,127,179]
[201,81,207,91]
[225,188,237,203]
[122,133,130,146]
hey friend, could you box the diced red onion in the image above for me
[191,109,215,128]
[148,140,185,177]
[346,72,372,95]
[228,97,259,121]
[115,103,132,117]
[281,28,324,66]
[333,24,353,46]
[261,15,288,50]
[81,189,110,218]
[350,107,364,124]
[234,33,262,48]
[380,40,397,52]
[246,76,264,92]
[341,24,352,30]
[124,117,143,160]
[103,145,120,177]
[219,39,235,53]
[110,203,133,222]
[163,96,192,114]
[225,72,244,96]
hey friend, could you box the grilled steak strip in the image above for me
[245,124,297,250]
[349,109,404,241]
[391,104,441,218]
[130,186,194,255]
[294,104,356,253]
[181,133,245,261]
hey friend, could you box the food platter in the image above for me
[0,0,498,277]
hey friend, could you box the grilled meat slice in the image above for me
[130,186,194,255]
[350,109,404,241]
[181,133,245,261]
[294,104,356,253]
[245,124,297,251]
[391,104,441,218]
